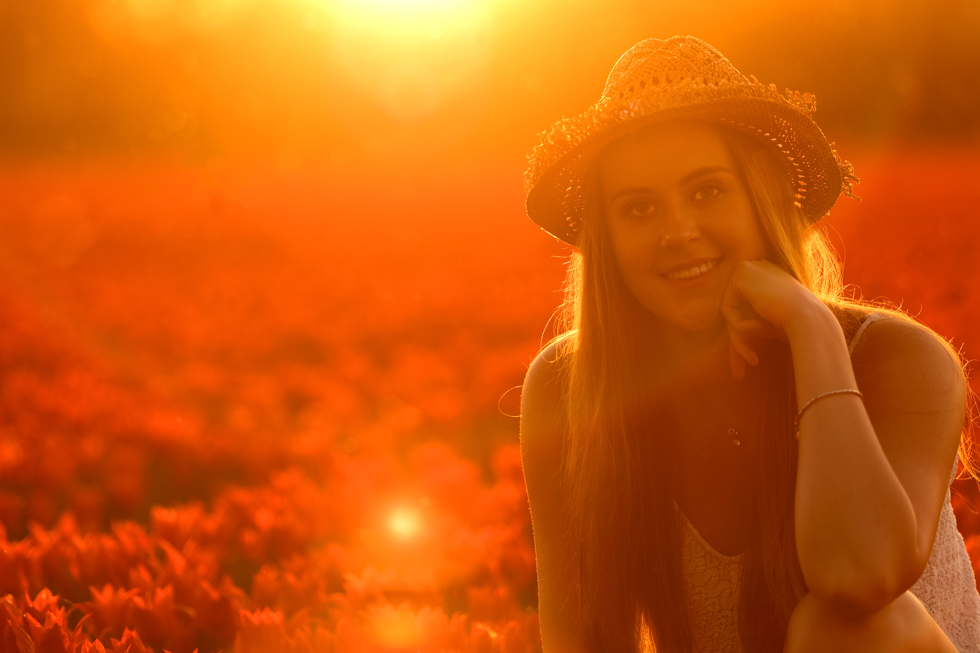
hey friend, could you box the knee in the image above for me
[784,591,949,653]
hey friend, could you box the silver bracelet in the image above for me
[794,388,864,438]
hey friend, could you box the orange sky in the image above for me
[1,0,978,163]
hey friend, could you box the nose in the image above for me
[659,207,701,249]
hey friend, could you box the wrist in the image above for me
[784,298,856,404]
[784,297,841,343]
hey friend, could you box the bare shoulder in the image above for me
[520,338,570,479]
[522,338,568,422]
[521,337,587,650]
[851,311,966,422]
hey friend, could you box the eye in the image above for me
[621,199,656,217]
[692,181,724,202]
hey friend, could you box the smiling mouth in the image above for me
[663,258,721,281]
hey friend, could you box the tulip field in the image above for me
[0,147,978,652]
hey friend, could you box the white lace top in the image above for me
[679,312,980,652]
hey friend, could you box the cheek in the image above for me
[608,238,670,315]
[732,201,768,256]
[608,228,657,283]
[715,224,764,255]
[705,203,767,258]
[735,221,769,259]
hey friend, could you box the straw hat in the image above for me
[524,36,859,246]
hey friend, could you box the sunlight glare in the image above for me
[340,0,477,11]
[331,0,484,23]
[327,0,493,122]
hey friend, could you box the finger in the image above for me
[730,318,768,333]
[730,340,746,381]
[721,303,744,329]
[720,267,745,326]
[729,330,760,367]
[721,265,766,328]
[731,318,787,342]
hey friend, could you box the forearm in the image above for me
[787,303,918,614]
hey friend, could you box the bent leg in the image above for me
[784,591,959,653]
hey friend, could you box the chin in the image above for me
[679,315,723,332]
[657,308,724,333]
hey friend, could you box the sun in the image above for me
[388,508,422,539]
[322,0,493,123]
[327,0,486,25]
[339,0,478,10]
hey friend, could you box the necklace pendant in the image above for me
[728,427,740,446]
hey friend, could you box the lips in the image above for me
[661,257,721,281]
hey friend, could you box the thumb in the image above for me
[729,329,759,367]
[730,340,747,381]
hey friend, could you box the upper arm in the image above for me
[520,338,586,652]
[850,314,966,570]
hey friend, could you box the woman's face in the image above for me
[597,121,768,332]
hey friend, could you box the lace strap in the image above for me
[845,313,960,488]
[848,312,884,356]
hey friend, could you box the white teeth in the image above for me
[666,259,717,280]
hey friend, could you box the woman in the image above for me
[520,36,980,652]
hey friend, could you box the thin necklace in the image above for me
[687,389,742,447]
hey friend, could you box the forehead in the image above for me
[597,121,733,192]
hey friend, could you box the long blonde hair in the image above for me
[548,124,977,651]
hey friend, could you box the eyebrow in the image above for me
[609,165,733,202]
